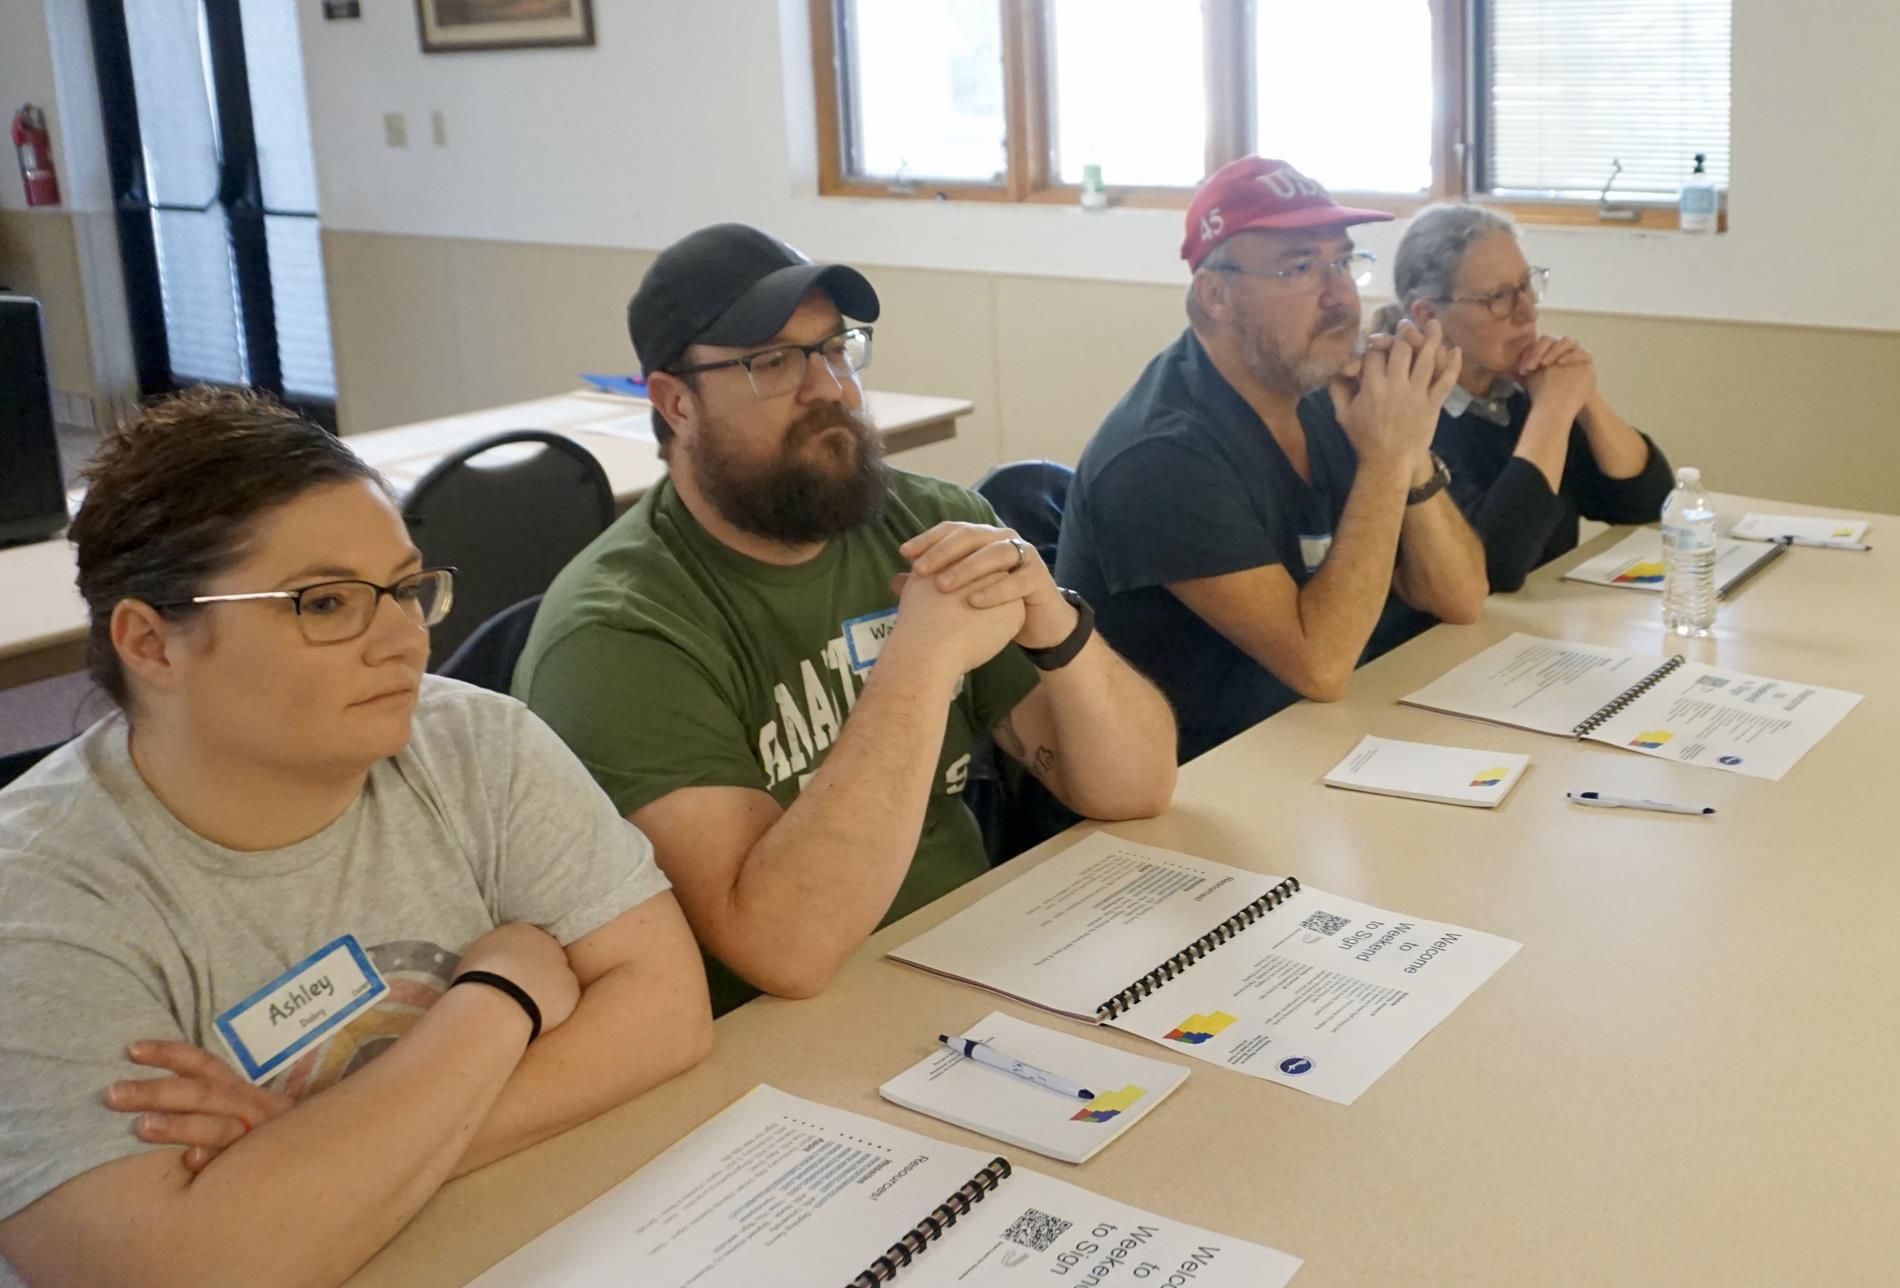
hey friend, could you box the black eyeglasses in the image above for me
[669,326,873,399]
[155,568,457,644]
[1441,267,1550,319]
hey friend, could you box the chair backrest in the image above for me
[0,741,63,792]
[403,431,613,666]
[973,459,1074,566]
[436,595,543,695]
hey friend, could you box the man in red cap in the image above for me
[1055,158,1488,761]
[517,224,1177,1014]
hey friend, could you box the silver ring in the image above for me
[1008,538,1027,570]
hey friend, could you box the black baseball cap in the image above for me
[627,223,881,375]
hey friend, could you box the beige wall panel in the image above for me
[443,239,653,413]
[1544,308,1900,514]
[0,209,95,398]
[846,262,999,487]
[323,229,460,435]
[990,275,1183,468]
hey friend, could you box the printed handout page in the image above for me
[889,832,1287,1021]
[1586,660,1863,780]
[879,1011,1191,1164]
[1400,633,1654,736]
[1103,891,1520,1105]
[1730,513,1869,545]
[1564,530,1777,593]
[466,1085,1301,1288]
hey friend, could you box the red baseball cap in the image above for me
[1182,157,1394,270]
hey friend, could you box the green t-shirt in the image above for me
[513,468,1042,1014]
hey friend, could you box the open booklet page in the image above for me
[1101,888,1519,1104]
[1586,660,1862,780]
[1400,633,1655,736]
[1729,513,1868,544]
[467,1085,1301,1288]
[891,832,1288,1020]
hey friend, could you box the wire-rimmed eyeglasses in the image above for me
[153,568,456,644]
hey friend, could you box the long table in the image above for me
[0,390,970,690]
[357,492,1889,1285]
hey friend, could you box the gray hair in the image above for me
[1185,238,1240,328]
[1387,203,1518,322]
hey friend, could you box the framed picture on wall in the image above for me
[415,0,594,53]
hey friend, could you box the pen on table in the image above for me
[1566,791,1715,816]
[939,1034,1095,1101]
[1775,534,1871,551]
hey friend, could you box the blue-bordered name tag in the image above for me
[214,934,387,1084]
[842,607,900,674]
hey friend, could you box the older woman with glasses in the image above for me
[0,388,710,1287]
[1370,204,1675,591]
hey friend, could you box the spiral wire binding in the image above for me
[1569,654,1685,738]
[1093,875,1303,1021]
[849,1158,1013,1287]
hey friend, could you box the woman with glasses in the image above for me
[1371,204,1674,591]
[0,388,710,1286]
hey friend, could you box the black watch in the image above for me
[1406,451,1451,505]
[1021,588,1095,671]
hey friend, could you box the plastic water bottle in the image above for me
[1660,466,1718,637]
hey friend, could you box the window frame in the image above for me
[809,0,1724,231]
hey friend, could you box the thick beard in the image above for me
[691,402,889,545]
[1235,305,1361,397]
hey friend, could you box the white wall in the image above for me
[298,0,1900,334]
[0,0,112,213]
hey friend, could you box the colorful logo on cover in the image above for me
[1612,561,1666,585]
[1163,1011,1237,1045]
[1071,1084,1148,1124]
[1629,730,1674,749]
[1469,766,1509,787]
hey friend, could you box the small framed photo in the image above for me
[416,0,595,54]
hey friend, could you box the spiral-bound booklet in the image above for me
[467,1084,1301,1287]
[890,834,1519,1105]
[1400,633,1861,780]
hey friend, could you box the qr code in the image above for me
[1301,910,1351,936]
[1003,1208,1073,1253]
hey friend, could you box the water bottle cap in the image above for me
[1676,466,1701,484]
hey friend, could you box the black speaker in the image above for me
[0,294,69,547]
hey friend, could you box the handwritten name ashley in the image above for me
[268,976,337,1026]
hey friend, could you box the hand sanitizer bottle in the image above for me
[1679,154,1717,234]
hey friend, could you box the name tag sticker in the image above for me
[215,934,386,1083]
[1299,533,1334,574]
[842,608,900,674]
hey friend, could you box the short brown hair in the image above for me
[69,386,388,709]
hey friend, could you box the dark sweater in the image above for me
[1433,392,1675,592]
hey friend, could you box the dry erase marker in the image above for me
[1567,791,1715,816]
[1776,534,1871,551]
[939,1034,1094,1100]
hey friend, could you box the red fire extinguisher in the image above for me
[12,104,62,208]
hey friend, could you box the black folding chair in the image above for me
[436,596,544,694]
[402,431,613,668]
[968,459,1083,864]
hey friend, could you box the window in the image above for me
[89,0,338,419]
[811,0,1731,227]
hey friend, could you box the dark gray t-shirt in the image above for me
[0,677,669,1240]
[1056,328,1369,761]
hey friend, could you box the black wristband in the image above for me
[450,970,542,1044]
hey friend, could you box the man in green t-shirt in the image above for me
[515,224,1178,1014]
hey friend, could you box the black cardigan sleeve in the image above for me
[1573,431,1676,525]
[1452,456,1568,593]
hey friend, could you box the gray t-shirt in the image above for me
[0,676,671,1234]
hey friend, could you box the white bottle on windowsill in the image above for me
[1079,163,1108,212]
[1679,153,1717,234]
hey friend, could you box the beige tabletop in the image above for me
[0,389,971,690]
[348,493,1896,1287]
